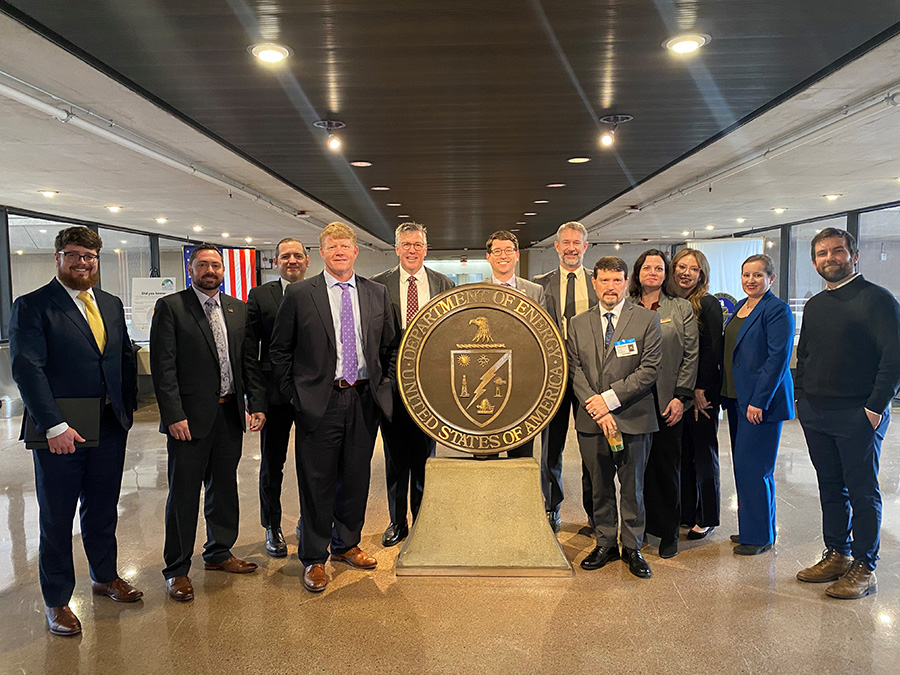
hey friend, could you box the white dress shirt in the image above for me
[323,269,368,381]
[399,266,430,330]
[599,298,626,412]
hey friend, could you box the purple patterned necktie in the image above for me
[338,282,358,384]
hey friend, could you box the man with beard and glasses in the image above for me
[795,228,900,599]
[10,226,141,636]
[246,238,310,557]
[150,243,267,602]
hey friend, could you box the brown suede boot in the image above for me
[796,547,852,583]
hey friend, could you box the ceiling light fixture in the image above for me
[245,237,253,243]
[664,34,711,54]
[221,232,230,238]
[682,231,690,236]
[824,193,842,201]
[524,212,537,216]
[599,114,634,148]
[614,244,621,250]
[736,217,746,224]
[39,190,57,198]
[567,157,590,164]
[386,202,402,207]
[371,186,390,191]
[705,224,715,230]
[38,229,47,233]
[192,225,203,232]
[314,120,346,151]
[624,206,641,214]
[249,43,292,64]
[350,161,372,167]
[773,207,787,214]
[106,205,121,213]
[516,221,527,225]
[398,214,410,218]
[534,199,549,204]
[15,250,23,255]
[546,183,566,188]
[155,217,168,224]
[120,239,128,244]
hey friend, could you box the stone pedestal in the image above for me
[395,457,573,577]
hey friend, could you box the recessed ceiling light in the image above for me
[155,217,168,224]
[327,134,341,150]
[39,190,57,198]
[245,237,253,243]
[249,43,292,64]
[386,202,402,207]
[221,232,230,238]
[546,183,566,188]
[614,244,621,250]
[350,161,372,167]
[192,225,203,232]
[371,186,390,191]
[567,157,590,164]
[767,240,775,248]
[624,206,641,214]
[516,221,527,225]
[264,241,272,244]
[736,217,746,223]
[705,224,715,230]
[773,207,787,214]
[15,250,23,255]
[398,214,410,218]
[106,205,121,213]
[524,212,537,216]
[534,200,549,204]
[600,132,614,147]
[824,193,842,201]
[113,249,121,254]
[510,228,520,232]
[38,229,47,233]
[664,34,712,54]
[682,231,690,236]
[120,240,128,244]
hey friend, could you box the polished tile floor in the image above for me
[1,404,898,674]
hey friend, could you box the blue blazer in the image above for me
[9,278,137,435]
[725,290,795,423]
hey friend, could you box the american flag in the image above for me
[183,246,257,302]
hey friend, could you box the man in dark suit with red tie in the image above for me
[246,238,310,557]
[270,222,396,593]
[10,226,141,637]
[150,244,267,602]
[371,222,454,547]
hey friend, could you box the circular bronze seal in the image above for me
[398,283,567,455]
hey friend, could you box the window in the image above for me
[8,214,60,299]
[98,228,151,340]
[789,216,846,335]
[859,206,900,302]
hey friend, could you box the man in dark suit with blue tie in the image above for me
[246,237,310,557]
[9,226,141,637]
[270,222,396,593]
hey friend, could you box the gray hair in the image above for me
[557,221,588,241]
[395,221,428,247]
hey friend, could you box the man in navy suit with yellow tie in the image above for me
[10,226,141,637]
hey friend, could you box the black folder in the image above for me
[24,398,103,450]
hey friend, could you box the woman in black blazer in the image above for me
[670,248,723,541]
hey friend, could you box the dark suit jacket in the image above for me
[150,288,266,438]
[9,278,137,435]
[533,266,598,332]
[246,279,291,405]
[568,299,662,436]
[695,294,724,407]
[269,272,396,433]
[371,264,455,335]
[725,290,795,422]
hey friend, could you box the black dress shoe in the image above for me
[686,526,715,540]
[580,545,620,570]
[265,527,287,557]
[730,534,741,544]
[622,547,652,578]
[546,510,561,533]
[381,523,409,547]
[734,543,773,556]
[659,538,678,559]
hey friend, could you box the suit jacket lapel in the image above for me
[185,289,218,359]
[584,268,598,304]
[549,269,563,318]
[607,301,635,354]
[357,278,371,352]
[220,295,241,369]
[269,280,283,306]
[94,291,120,356]
[49,279,101,354]
[734,292,770,351]
[311,275,336,349]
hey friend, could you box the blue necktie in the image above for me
[604,312,615,348]
[337,282,358,384]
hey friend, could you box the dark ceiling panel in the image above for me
[3,1,899,248]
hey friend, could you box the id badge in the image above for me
[614,338,637,357]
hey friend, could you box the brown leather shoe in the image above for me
[797,547,853,583]
[166,576,194,602]
[204,556,258,574]
[91,577,144,603]
[826,560,877,599]
[45,605,81,636]
[331,546,377,569]
[303,564,328,593]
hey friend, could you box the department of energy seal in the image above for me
[398,283,567,455]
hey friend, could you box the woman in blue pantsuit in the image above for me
[721,254,794,555]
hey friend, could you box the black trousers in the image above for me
[643,410,684,543]
[540,382,590,515]
[295,385,380,566]
[258,401,295,530]
[163,398,243,579]
[32,405,127,607]
[680,408,721,528]
[380,389,435,526]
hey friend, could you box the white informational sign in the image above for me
[131,277,176,341]
[692,239,764,312]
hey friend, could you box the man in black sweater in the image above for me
[795,228,900,599]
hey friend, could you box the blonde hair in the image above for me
[319,222,357,247]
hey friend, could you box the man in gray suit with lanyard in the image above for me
[482,230,547,459]
[533,221,597,532]
[371,222,455,547]
[567,256,661,578]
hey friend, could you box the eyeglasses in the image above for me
[60,251,99,263]
[399,242,425,251]
[675,263,701,275]
[490,248,517,257]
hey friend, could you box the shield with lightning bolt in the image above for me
[451,346,512,428]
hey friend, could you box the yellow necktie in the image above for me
[77,291,107,353]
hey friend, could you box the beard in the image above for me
[193,273,223,291]
[57,266,99,291]
[817,261,853,283]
